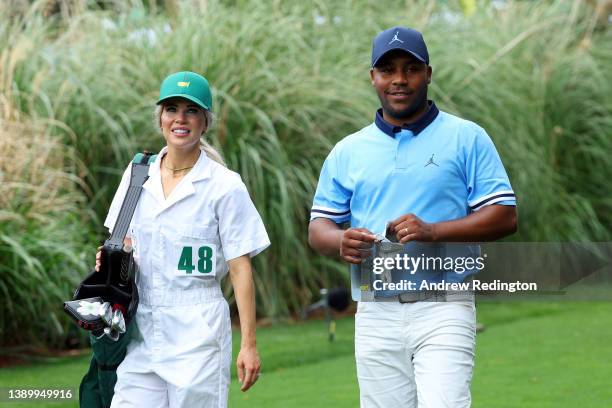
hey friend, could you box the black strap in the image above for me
[106,152,154,249]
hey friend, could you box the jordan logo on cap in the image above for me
[177,81,190,87]
[389,31,404,44]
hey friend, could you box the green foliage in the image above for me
[0,122,93,348]
[0,0,610,348]
[0,3,92,348]
[427,1,612,241]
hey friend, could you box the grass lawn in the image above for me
[472,302,612,408]
[1,302,611,407]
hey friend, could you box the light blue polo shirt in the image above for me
[310,102,516,297]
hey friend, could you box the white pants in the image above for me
[110,291,231,408]
[355,299,476,408]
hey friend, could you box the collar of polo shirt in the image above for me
[374,100,440,137]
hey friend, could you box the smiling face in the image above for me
[160,97,208,151]
[370,50,432,126]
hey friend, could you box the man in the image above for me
[308,26,517,407]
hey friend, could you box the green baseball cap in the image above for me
[157,71,212,111]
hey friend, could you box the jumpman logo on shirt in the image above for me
[388,31,404,44]
[424,154,439,167]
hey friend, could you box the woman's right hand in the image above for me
[95,246,103,272]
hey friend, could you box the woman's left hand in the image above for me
[236,346,261,392]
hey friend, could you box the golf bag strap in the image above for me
[107,152,157,246]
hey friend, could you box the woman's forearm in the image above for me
[228,256,257,348]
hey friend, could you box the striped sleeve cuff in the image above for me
[469,190,516,211]
[310,205,351,223]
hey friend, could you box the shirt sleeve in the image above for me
[466,125,517,212]
[103,164,132,235]
[216,181,270,261]
[310,146,352,223]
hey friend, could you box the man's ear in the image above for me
[370,68,375,85]
[427,65,432,84]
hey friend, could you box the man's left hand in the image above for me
[388,213,437,243]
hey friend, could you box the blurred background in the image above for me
[0,0,610,406]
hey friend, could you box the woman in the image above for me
[97,71,269,407]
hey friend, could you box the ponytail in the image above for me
[200,139,226,166]
[200,109,226,166]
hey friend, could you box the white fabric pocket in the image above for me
[171,225,219,278]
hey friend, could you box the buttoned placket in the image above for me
[151,221,163,357]
[142,160,164,358]
[395,129,415,171]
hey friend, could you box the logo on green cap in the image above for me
[157,71,212,111]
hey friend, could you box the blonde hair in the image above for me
[154,104,226,166]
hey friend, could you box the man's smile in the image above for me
[386,89,413,102]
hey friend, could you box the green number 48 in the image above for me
[178,246,213,274]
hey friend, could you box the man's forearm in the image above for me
[308,218,344,256]
[432,205,517,242]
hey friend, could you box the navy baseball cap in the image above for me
[371,26,429,67]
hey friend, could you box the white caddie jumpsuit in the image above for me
[103,146,270,408]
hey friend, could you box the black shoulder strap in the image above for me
[105,152,157,250]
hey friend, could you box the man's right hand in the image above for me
[340,228,377,264]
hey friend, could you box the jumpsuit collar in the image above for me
[143,146,212,212]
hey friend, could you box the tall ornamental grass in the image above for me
[0,3,94,348]
[427,1,612,241]
[0,0,610,347]
[0,119,92,349]
[0,9,93,347]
